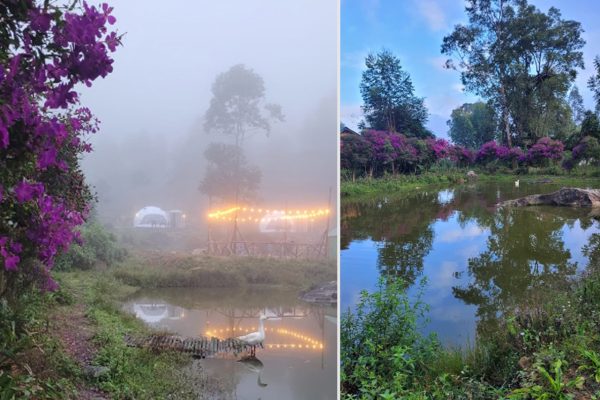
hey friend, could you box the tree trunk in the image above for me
[500,85,512,148]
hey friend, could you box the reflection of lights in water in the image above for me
[205,327,324,349]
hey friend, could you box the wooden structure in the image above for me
[124,333,251,358]
[206,190,332,260]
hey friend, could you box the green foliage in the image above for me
[204,64,283,143]
[580,111,600,141]
[341,277,437,397]
[0,291,78,399]
[62,273,196,399]
[199,142,262,203]
[442,0,584,147]
[54,222,127,271]
[568,86,585,125]
[359,50,431,137]
[588,56,600,115]
[510,358,584,399]
[448,102,497,149]
[579,349,600,383]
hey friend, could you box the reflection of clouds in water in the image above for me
[439,225,488,243]
[430,303,473,323]
[437,189,455,205]
[457,243,484,259]
[429,261,458,289]
[562,220,600,272]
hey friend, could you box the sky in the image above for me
[77,0,337,223]
[341,0,600,139]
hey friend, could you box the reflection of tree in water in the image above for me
[342,186,497,286]
[376,230,432,285]
[342,183,593,291]
[453,207,578,335]
[584,232,600,274]
[342,191,441,285]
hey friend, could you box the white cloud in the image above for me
[340,103,364,131]
[415,0,447,31]
[424,92,465,117]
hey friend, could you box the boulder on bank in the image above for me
[466,170,478,180]
[500,187,600,208]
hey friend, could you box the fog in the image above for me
[80,0,337,233]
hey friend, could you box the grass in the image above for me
[59,271,198,399]
[341,167,600,198]
[0,270,207,399]
[112,252,336,291]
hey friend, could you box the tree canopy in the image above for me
[448,102,497,149]
[204,64,284,146]
[199,143,261,203]
[442,0,584,147]
[359,50,431,138]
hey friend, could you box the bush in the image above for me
[341,277,439,397]
[55,222,127,271]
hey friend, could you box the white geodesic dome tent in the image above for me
[133,206,169,228]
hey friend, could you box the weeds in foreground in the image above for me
[341,260,600,399]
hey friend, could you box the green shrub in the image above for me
[55,222,127,271]
[341,277,439,397]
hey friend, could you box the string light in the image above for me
[207,206,330,223]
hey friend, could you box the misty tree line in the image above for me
[201,64,283,206]
[343,0,600,178]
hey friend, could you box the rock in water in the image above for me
[500,187,600,208]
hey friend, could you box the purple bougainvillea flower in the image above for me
[4,254,19,271]
[37,147,58,169]
[28,9,52,32]
[14,181,44,203]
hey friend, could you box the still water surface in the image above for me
[341,181,600,346]
[125,287,336,400]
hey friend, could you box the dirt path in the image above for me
[51,302,108,400]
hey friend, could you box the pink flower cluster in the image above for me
[525,137,564,165]
[0,2,120,289]
[341,130,568,177]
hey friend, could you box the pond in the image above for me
[341,181,600,347]
[124,286,337,400]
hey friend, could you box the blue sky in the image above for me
[341,0,600,139]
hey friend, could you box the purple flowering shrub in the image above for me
[341,129,571,178]
[476,141,512,164]
[0,2,120,291]
[449,146,475,167]
[525,137,564,166]
[571,136,600,166]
